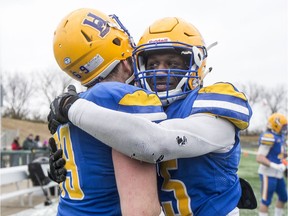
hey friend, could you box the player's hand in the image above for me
[282,158,288,167]
[47,117,61,135]
[270,162,286,172]
[48,137,67,183]
[47,85,80,134]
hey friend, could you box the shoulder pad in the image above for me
[192,82,252,130]
[259,132,275,146]
[198,82,247,100]
[119,90,162,106]
[119,90,165,122]
[88,83,165,121]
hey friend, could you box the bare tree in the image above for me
[31,69,88,121]
[262,84,287,115]
[237,82,264,106]
[2,73,35,119]
[35,69,73,106]
[235,82,266,135]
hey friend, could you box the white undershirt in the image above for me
[257,145,284,178]
[68,99,235,163]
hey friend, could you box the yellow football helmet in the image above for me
[53,8,134,87]
[267,113,287,134]
[133,17,207,105]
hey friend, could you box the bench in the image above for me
[0,164,58,206]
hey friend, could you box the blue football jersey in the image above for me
[258,131,284,164]
[158,82,252,216]
[54,82,164,216]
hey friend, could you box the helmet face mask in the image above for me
[133,17,207,105]
[267,113,288,135]
[53,8,134,87]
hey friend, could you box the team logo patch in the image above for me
[82,12,110,38]
[176,136,187,146]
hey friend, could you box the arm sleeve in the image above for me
[257,145,271,156]
[69,99,235,163]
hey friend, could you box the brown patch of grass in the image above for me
[240,135,259,142]
[1,117,51,146]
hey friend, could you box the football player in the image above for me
[256,113,287,216]
[49,8,163,216]
[49,17,255,215]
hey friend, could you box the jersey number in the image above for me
[54,124,84,200]
[160,159,193,216]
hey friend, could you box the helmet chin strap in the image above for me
[125,74,135,85]
[201,67,213,81]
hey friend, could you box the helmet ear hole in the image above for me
[113,38,121,46]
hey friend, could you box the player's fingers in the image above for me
[53,149,63,161]
[55,157,66,168]
[47,112,51,122]
[49,137,58,153]
[67,85,77,95]
[60,175,66,182]
[57,167,67,176]
[58,173,67,183]
[49,119,61,134]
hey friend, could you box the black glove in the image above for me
[237,178,257,209]
[48,137,67,183]
[47,117,62,135]
[47,85,80,134]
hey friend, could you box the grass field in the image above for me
[238,149,288,215]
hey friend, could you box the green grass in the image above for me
[238,149,287,215]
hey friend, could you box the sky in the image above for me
[0,0,287,88]
[0,0,287,130]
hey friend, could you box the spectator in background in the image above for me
[42,140,48,150]
[11,137,22,150]
[34,135,43,149]
[11,137,22,166]
[22,134,37,150]
[256,113,287,216]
